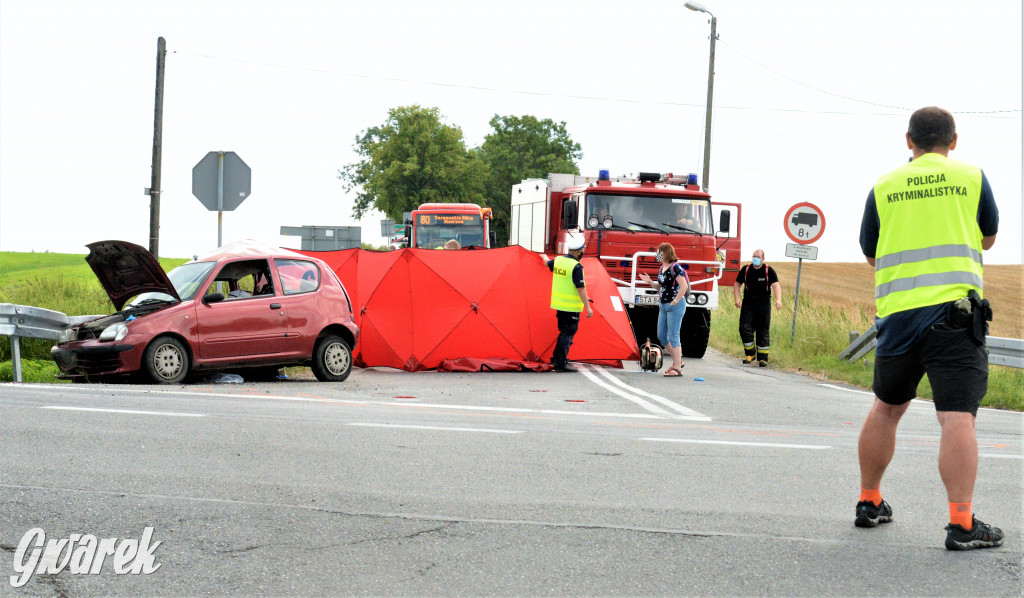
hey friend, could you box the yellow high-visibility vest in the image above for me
[872,153,984,318]
[550,256,584,312]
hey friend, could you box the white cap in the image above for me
[566,232,586,251]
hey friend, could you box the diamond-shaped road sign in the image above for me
[192,151,251,211]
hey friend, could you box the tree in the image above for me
[339,106,486,222]
[477,115,583,247]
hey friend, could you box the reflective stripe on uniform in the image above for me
[874,244,983,271]
[875,271,984,299]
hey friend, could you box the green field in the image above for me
[0,251,189,370]
[1,251,1021,411]
[706,292,1023,412]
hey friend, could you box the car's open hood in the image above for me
[86,240,181,311]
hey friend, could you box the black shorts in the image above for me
[873,319,988,414]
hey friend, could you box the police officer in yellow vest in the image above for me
[855,107,1001,550]
[546,232,593,372]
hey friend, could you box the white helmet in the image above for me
[566,232,586,252]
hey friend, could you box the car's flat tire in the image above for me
[143,336,189,384]
[311,335,352,382]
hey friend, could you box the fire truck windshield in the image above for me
[414,224,486,249]
[585,194,713,235]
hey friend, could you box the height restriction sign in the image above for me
[784,202,826,245]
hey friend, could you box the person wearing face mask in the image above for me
[732,249,782,366]
[638,243,690,376]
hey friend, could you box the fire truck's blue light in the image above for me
[599,169,610,181]
[687,173,698,185]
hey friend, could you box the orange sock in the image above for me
[860,487,882,506]
[949,502,972,529]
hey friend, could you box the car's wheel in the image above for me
[143,336,189,384]
[311,335,351,382]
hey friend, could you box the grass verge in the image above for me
[708,294,1024,411]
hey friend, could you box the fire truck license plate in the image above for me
[635,294,659,305]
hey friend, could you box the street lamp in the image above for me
[684,1,716,193]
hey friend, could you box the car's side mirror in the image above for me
[718,211,731,235]
[203,292,225,304]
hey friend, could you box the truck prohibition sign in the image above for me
[784,202,825,245]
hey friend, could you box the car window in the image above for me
[275,259,320,295]
[204,259,275,300]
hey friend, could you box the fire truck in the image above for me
[509,171,742,357]
[405,203,496,249]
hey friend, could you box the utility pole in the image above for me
[684,2,717,192]
[701,15,716,192]
[148,36,166,258]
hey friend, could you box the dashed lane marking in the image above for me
[347,423,522,434]
[642,437,831,450]
[40,405,204,417]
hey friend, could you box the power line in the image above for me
[716,39,1022,116]
[172,50,1021,118]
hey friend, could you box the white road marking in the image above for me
[1,385,663,420]
[642,437,831,450]
[577,366,673,417]
[40,406,204,417]
[980,453,1023,460]
[819,384,873,395]
[817,383,1020,416]
[584,364,710,420]
[347,423,522,434]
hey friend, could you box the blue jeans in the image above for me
[657,301,686,348]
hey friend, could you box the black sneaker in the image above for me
[945,516,1004,550]
[854,500,893,528]
[758,360,768,367]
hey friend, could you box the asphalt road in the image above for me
[1,349,1021,596]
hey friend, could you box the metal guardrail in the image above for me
[989,337,1024,369]
[838,327,877,363]
[0,303,70,383]
[839,324,1024,369]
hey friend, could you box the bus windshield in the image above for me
[414,224,486,249]
[585,194,714,235]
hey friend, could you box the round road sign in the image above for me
[784,202,825,245]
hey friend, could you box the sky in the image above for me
[1,0,1021,265]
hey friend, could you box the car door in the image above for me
[273,258,324,355]
[196,258,289,359]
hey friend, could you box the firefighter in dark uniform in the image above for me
[733,249,782,366]
[546,232,593,372]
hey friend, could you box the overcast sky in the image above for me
[1,0,1021,264]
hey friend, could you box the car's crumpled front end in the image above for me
[51,312,144,379]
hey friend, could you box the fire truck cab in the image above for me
[509,171,741,357]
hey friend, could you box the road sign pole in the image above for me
[217,152,224,247]
[790,257,803,344]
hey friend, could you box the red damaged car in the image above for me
[51,240,359,384]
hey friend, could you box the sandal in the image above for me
[663,368,681,377]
